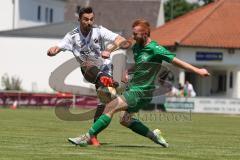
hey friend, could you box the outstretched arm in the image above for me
[171,57,210,77]
[47,32,73,57]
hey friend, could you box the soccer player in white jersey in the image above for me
[47,7,126,146]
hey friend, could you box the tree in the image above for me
[164,0,199,22]
[1,73,22,91]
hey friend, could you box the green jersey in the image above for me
[122,40,175,112]
[129,40,175,91]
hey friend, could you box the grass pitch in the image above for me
[0,107,239,160]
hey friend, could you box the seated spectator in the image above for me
[184,81,196,97]
[166,85,179,97]
[177,83,184,97]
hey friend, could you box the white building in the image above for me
[0,21,127,94]
[0,22,97,92]
[152,0,240,98]
[0,0,65,31]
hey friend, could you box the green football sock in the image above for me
[128,118,150,137]
[89,114,112,136]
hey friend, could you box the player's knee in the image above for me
[119,118,130,127]
[102,97,128,117]
[81,65,100,83]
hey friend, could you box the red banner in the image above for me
[0,92,98,108]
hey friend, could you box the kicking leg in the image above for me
[88,96,128,136]
[119,111,150,137]
[68,96,127,146]
[119,111,169,148]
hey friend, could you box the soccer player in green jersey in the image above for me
[68,19,210,147]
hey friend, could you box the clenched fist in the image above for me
[47,46,61,56]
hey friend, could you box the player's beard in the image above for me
[82,24,92,35]
[135,36,146,46]
[85,24,92,32]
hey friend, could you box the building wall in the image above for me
[227,68,240,98]
[0,36,95,92]
[65,0,164,36]
[16,0,65,29]
[0,0,14,31]
[176,47,240,66]
[64,0,89,21]
[175,47,240,98]
[235,69,240,98]
[0,0,65,31]
[156,0,165,27]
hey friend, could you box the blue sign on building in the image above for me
[196,52,223,61]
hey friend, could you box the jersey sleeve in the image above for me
[153,45,176,63]
[57,33,73,51]
[99,26,119,42]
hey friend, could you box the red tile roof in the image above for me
[151,0,240,49]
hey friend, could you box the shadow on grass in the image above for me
[100,143,160,148]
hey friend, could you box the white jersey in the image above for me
[57,25,118,76]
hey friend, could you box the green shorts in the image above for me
[122,89,152,113]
